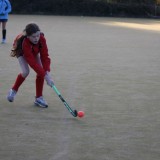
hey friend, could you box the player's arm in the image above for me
[5,0,12,14]
[40,36,54,86]
[39,35,51,72]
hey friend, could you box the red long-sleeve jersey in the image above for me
[20,34,51,78]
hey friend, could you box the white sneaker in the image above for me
[34,96,48,108]
[1,39,6,44]
[7,89,17,102]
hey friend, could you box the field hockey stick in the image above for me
[51,83,78,117]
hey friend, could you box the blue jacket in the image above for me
[0,0,11,20]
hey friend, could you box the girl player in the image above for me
[0,0,12,43]
[7,23,53,108]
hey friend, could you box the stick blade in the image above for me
[72,110,78,117]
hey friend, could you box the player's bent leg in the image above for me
[18,56,30,78]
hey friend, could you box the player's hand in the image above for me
[45,71,54,87]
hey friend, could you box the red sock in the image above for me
[12,74,25,91]
[36,75,44,98]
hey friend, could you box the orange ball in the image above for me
[78,111,85,118]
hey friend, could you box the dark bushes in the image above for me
[10,0,158,17]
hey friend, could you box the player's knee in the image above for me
[36,74,44,80]
[22,70,30,78]
[36,71,45,79]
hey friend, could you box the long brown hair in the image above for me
[24,23,40,36]
[10,23,40,57]
[17,23,40,52]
